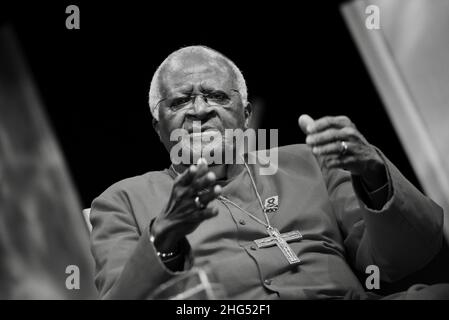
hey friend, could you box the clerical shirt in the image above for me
[90,144,443,299]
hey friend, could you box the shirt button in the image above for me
[239,219,246,225]
[250,245,257,251]
[264,279,272,286]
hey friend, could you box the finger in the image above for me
[178,158,209,187]
[326,155,356,170]
[196,157,208,171]
[298,114,315,134]
[191,206,219,221]
[306,126,357,146]
[176,164,198,186]
[306,128,341,146]
[312,141,354,156]
[194,157,210,179]
[198,184,222,205]
[307,115,352,134]
[325,156,343,170]
[201,206,219,218]
[191,171,217,193]
[173,206,219,232]
[174,193,213,218]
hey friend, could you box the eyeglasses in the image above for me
[156,89,241,112]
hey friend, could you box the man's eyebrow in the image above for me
[199,85,227,93]
[170,85,193,96]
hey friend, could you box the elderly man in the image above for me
[90,46,447,299]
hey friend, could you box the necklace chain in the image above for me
[170,163,272,229]
[218,196,270,228]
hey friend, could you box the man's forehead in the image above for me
[160,53,234,93]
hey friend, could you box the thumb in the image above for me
[298,114,314,134]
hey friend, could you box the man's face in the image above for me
[154,53,250,164]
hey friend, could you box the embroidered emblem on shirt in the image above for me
[264,196,279,214]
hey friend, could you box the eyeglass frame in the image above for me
[154,89,242,114]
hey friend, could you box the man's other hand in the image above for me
[298,114,387,191]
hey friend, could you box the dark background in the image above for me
[0,1,420,208]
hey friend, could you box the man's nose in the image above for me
[187,95,212,119]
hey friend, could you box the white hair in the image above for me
[148,46,248,120]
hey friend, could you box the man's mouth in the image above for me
[186,126,219,134]
[189,130,220,139]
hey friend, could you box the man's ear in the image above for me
[244,102,253,129]
[152,118,162,141]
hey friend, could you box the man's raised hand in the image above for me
[151,158,222,253]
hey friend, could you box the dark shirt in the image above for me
[90,144,443,299]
